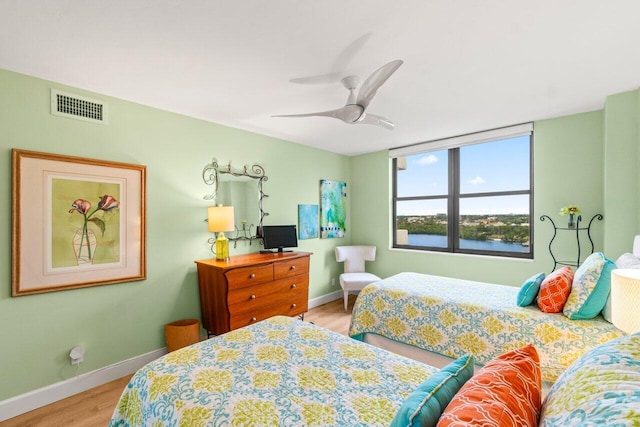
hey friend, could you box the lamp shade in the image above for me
[208,206,235,232]
[610,269,640,334]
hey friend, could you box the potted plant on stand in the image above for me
[560,205,581,229]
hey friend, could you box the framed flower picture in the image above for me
[12,149,146,296]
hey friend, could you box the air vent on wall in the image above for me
[51,89,108,124]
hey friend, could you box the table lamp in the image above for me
[610,269,640,334]
[208,206,235,261]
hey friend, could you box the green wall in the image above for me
[351,109,626,286]
[0,69,350,401]
[603,90,640,255]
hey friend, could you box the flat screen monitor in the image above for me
[262,225,298,253]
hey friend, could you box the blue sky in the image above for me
[397,135,530,215]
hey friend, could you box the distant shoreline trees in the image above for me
[397,214,530,244]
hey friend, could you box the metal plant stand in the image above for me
[539,214,603,272]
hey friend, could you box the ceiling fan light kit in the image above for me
[273,59,403,130]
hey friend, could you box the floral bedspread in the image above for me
[349,272,624,383]
[110,316,438,427]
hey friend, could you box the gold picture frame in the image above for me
[12,149,146,296]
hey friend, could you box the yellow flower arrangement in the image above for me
[559,205,581,216]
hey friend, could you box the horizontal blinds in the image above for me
[388,123,533,158]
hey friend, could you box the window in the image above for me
[391,124,533,258]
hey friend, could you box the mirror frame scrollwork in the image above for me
[203,158,269,246]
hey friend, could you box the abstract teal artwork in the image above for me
[298,204,319,239]
[319,179,346,238]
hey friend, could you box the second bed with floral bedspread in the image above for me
[349,272,624,383]
[110,315,438,427]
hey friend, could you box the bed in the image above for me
[109,315,639,426]
[109,315,439,427]
[349,271,624,384]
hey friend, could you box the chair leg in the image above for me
[343,290,349,312]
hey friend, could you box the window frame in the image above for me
[391,125,534,259]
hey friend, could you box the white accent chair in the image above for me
[335,245,382,312]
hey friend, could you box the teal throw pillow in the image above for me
[517,273,545,307]
[390,354,474,427]
[563,252,615,320]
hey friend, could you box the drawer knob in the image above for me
[250,317,257,322]
[291,303,297,308]
[249,273,256,279]
[250,294,256,300]
[291,283,296,289]
[290,265,296,270]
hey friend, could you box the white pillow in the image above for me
[615,252,640,269]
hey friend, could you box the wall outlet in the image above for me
[331,278,336,287]
[69,346,85,365]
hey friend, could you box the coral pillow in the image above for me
[537,266,573,313]
[437,344,542,427]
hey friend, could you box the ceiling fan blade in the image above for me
[357,113,395,130]
[289,72,343,85]
[272,108,345,119]
[274,104,364,123]
[288,33,373,85]
[356,59,403,111]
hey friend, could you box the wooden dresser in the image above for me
[194,252,311,335]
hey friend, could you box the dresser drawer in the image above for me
[274,257,309,279]
[225,264,274,289]
[229,296,308,330]
[228,276,309,313]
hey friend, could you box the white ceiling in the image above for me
[2,1,640,156]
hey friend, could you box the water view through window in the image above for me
[394,132,532,256]
[396,213,530,253]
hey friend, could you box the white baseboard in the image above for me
[308,290,342,309]
[0,348,166,422]
[1,292,343,422]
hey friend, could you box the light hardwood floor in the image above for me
[2,296,355,427]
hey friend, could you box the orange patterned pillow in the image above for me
[437,344,542,427]
[537,266,573,313]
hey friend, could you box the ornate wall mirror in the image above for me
[203,159,268,246]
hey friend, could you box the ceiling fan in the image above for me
[273,59,403,130]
